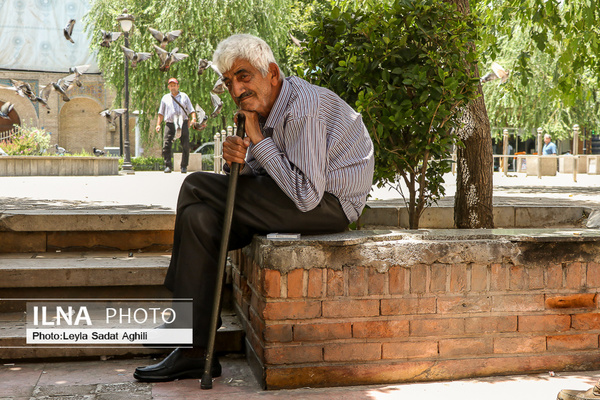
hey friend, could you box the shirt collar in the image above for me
[264,77,291,132]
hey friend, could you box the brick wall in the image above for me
[230,231,600,389]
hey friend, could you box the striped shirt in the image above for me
[158,91,193,123]
[240,76,374,223]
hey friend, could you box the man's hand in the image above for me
[236,110,264,145]
[223,135,251,167]
[155,124,161,133]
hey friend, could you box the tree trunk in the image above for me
[449,0,494,229]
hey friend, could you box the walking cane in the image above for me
[201,113,245,390]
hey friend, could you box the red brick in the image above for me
[262,300,321,320]
[381,297,436,315]
[450,264,467,292]
[566,262,585,289]
[294,322,351,341]
[572,313,600,330]
[410,318,464,337]
[465,316,517,333]
[528,266,545,289]
[347,266,367,297]
[493,336,546,354]
[263,269,281,298]
[368,269,387,295]
[322,299,379,318]
[492,294,545,312]
[249,308,265,341]
[264,345,322,364]
[490,263,508,291]
[264,324,293,343]
[437,295,491,314]
[389,266,408,294]
[287,269,304,298]
[382,341,438,359]
[439,337,493,357]
[546,294,596,309]
[324,343,381,362]
[471,264,488,292]
[307,268,324,298]
[509,265,526,290]
[430,264,447,293]
[546,264,564,289]
[410,264,427,294]
[588,262,600,288]
[327,269,344,297]
[353,319,409,338]
[547,334,599,351]
[518,315,571,333]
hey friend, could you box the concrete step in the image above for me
[0,208,175,253]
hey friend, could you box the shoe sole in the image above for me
[133,366,222,382]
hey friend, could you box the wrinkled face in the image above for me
[221,59,278,117]
[544,136,551,144]
[168,82,179,95]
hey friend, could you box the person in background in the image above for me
[542,133,557,155]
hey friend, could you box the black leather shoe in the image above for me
[134,348,221,382]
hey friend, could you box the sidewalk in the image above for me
[2,354,600,399]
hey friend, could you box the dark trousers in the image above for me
[162,121,190,169]
[164,172,349,346]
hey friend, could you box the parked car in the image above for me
[193,142,214,171]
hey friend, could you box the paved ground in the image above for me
[1,170,600,210]
[2,170,600,398]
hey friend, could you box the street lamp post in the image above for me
[537,127,543,179]
[117,9,135,174]
[573,124,580,183]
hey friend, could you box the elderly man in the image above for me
[134,34,374,382]
[542,133,557,155]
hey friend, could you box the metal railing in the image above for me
[0,127,18,142]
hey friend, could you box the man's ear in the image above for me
[268,63,280,84]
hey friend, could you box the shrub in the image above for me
[1,124,51,155]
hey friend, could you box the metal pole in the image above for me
[121,30,134,174]
[573,124,579,183]
[201,113,246,390]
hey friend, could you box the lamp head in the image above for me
[117,9,135,32]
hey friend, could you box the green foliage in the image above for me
[1,124,51,155]
[118,156,163,171]
[84,0,294,148]
[477,0,600,139]
[301,0,481,228]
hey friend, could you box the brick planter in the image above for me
[231,229,600,389]
[0,156,119,176]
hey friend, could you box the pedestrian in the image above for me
[543,133,557,155]
[155,77,197,173]
[133,33,375,382]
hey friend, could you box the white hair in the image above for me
[212,34,278,77]
[544,134,551,139]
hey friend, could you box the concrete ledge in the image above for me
[362,205,588,229]
[232,229,600,389]
[0,156,119,176]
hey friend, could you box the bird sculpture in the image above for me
[40,74,77,103]
[153,45,188,72]
[197,59,222,77]
[55,143,70,155]
[121,46,152,68]
[64,19,76,43]
[210,92,223,118]
[191,103,208,130]
[0,102,14,119]
[480,62,510,84]
[93,147,105,156]
[100,30,122,48]
[99,108,127,124]
[148,27,182,49]
[68,64,90,87]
